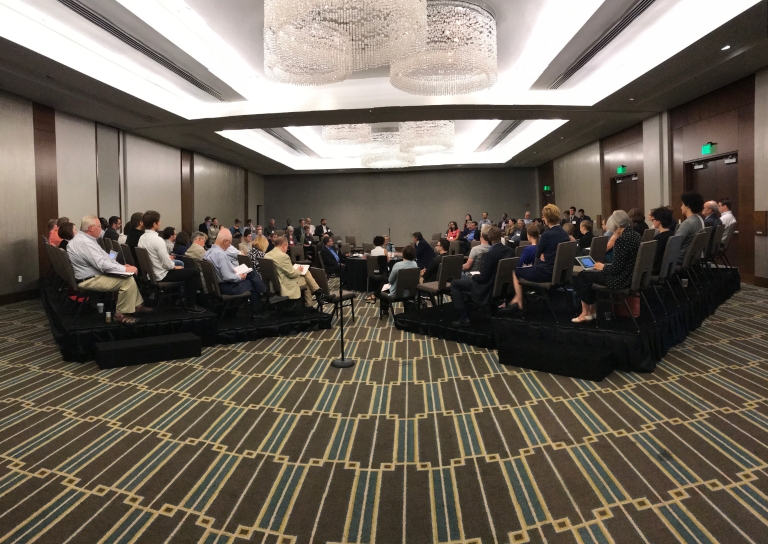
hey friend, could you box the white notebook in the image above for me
[233,264,252,275]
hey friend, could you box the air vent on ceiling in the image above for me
[57,0,226,101]
[549,0,656,89]
[485,120,524,151]
[262,129,307,156]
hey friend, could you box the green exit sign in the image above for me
[702,142,715,155]
[617,165,627,174]
[543,185,551,191]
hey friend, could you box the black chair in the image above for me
[120,243,136,268]
[134,246,185,309]
[257,257,300,314]
[366,255,388,293]
[416,254,464,318]
[51,246,112,324]
[676,231,709,295]
[593,241,657,331]
[490,257,518,309]
[289,246,312,266]
[311,267,356,321]
[518,241,578,323]
[377,267,421,320]
[650,235,683,311]
[588,236,609,264]
[199,260,250,318]
[642,228,656,242]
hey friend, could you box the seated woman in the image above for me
[577,220,593,255]
[446,222,460,241]
[505,204,570,311]
[628,208,649,237]
[563,223,576,242]
[172,231,191,256]
[571,210,642,323]
[58,222,76,250]
[366,236,389,302]
[517,224,540,266]
[377,245,418,315]
[248,234,269,273]
[285,226,299,246]
[238,229,253,254]
[650,206,675,275]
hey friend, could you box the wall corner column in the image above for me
[643,112,671,211]
[181,150,194,233]
[33,103,58,278]
[754,68,768,284]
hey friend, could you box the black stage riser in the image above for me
[95,333,201,370]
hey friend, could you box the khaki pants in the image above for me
[79,275,143,315]
[300,271,320,306]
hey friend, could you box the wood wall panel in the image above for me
[537,161,555,208]
[181,150,194,233]
[669,78,755,280]
[33,103,58,278]
[601,124,644,216]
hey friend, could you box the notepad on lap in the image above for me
[234,264,252,275]
[293,264,308,275]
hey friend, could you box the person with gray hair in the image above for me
[571,210,641,323]
[66,215,147,324]
[702,200,722,228]
[186,231,208,261]
[285,225,299,246]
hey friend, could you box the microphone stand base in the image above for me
[331,358,355,368]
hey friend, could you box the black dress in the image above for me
[573,228,642,304]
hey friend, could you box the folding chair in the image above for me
[416,254,463,318]
[311,267,356,321]
[134,246,185,309]
[518,241,578,323]
[199,260,250,318]
[377,267,420,320]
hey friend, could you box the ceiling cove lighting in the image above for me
[399,120,455,154]
[721,44,731,50]
[390,0,497,96]
[264,0,427,86]
[321,124,372,145]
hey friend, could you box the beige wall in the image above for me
[553,141,602,218]
[96,124,121,220]
[193,154,245,228]
[642,112,672,209]
[55,111,97,225]
[264,168,537,246]
[0,91,38,294]
[754,68,768,279]
[123,133,182,230]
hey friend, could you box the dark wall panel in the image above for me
[181,150,194,233]
[33,103,58,278]
[537,161,555,207]
[601,124,644,216]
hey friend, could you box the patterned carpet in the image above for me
[0,283,767,543]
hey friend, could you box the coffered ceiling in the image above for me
[0,0,766,174]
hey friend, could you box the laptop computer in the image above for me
[575,255,596,269]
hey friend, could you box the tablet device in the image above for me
[109,250,118,260]
[575,255,596,269]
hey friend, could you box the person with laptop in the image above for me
[571,210,641,324]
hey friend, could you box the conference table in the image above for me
[344,254,402,292]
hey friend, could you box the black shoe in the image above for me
[185,305,207,314]
[314,290,329,304]
[451,317,470,327]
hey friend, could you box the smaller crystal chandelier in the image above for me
[321,124,372,145]
[399,120,455,154]
[361,132,416,168]
[390,0,497,96]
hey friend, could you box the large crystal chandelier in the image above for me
[264,0,427,86]
[399,120,455,154]
[321,124,372,145]
[361,132,416,168]
[390,0,497,96]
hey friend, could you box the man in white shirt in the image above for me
[137,210,205,312]
[718,198,737,243]
[67,215,145,324]
[305,217,315,235]
[523,211,532,225]
[462,227,490,275]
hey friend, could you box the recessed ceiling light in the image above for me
[629,98,634,101]
[721,45,731,50]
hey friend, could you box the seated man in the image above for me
[265,237,325,306]
[67,215,147,324]
[462,229,490,276]
[450,226,512,326]
[105,216,121,241]
[186,231,207,261]
[319,235,347,284]
[459,221,479,255]
[413,231,436,270]
[204,229,267,318]
[137,211,205,312]
[676,191,705,263]
[423,238,449,283]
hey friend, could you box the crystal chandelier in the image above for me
[321,124,372,145]
[264,0,427,86]
[399,120,455,154]
[361,132,416,168]
[390,0,497,96]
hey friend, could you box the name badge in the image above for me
[572,220,577,225]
